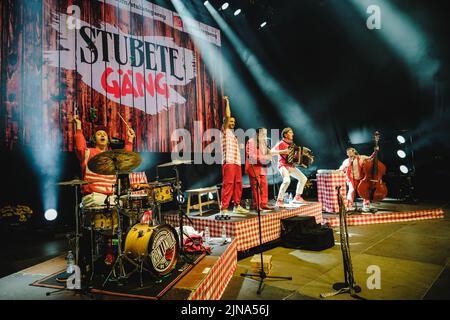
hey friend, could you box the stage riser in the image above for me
[164,203,323,251]
[324,209,444,227]
[188,240,237,300]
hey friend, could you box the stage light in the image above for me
[204,2,326,152]
[234,9,241,16]
[260,21,267,28]
[399,165,409,174]
[397,150,406,158]
[203,1,209,5]
[44,209,58,221]
[221,2,229,10]
[397,135,406,144]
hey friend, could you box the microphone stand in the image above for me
[320,186,364,299]
[240,160,292,294]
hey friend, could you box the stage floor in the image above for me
[222,201,450,300]
[0,238,236,300]
[1,200,448,300]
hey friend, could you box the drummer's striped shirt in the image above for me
[75,129,133,195]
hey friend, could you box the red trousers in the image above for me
[221,164,243,209]
[249,172,268,209]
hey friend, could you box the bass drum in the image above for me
[124,223,178,276]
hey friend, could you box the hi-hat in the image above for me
[88,150,142,175]
[157,160,192,168]
[58,179,92,186]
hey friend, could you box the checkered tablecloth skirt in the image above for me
[189,239,237,300]
[323,209,444,227]
[164,202,323,251]
[317,170,347,213]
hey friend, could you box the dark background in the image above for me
[1,0,449,229]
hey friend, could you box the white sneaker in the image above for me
[234,205,249,213]
[362,205,371,213]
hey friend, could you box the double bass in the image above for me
[357,131,388,202]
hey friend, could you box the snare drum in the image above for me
[151,183,173,203]
[124,223,178,276]
[82,206,118,233]
[121,194,152,210]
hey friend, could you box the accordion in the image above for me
[287,144,314,168]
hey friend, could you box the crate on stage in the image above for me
[316,169,347,213]
[250,255,272,274]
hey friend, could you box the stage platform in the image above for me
[0,238,236,300]
[322,199,445,227]
[323,208,445,227]
[163,202,323,252]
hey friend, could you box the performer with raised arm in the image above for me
[220,96,249,215]
[271,127,308,207]
[72,115,136,207]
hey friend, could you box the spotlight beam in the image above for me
[204,2,326,150]
[347,0,439,86]
[170,0,260,128]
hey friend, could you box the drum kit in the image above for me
[58,150,192,289]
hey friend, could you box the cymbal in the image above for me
[157,159,192,168]
[88,150,142,175]
[158,177,177,182]
[58,179,92,186]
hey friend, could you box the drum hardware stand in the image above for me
[320,186,365,300]
[241,163,292,294]
[101,162,133,287]
[171,164,196,265]
[47,178,89,297]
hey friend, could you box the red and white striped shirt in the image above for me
[75,129,133,195]
[222,129,241,165]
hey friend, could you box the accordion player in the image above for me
[287,143,314,168]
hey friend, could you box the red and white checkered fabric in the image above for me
[222,129,241,165]
[323,208,444,227]
[164,202,323,251]
[189,239,237,300]
[317,170,346,214]
[129,172,148,196]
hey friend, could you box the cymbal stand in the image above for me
[47,180,85,296]
[101,161,132,286]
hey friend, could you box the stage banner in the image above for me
[0,0,223,152]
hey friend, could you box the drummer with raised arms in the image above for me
[72,115,136,207]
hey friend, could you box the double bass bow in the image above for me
[357,131,388,202]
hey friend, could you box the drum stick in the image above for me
[118,112,131,131]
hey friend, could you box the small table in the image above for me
[316,169,347,213]
[186,186,221,216]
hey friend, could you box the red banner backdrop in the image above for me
[0,0,223,152]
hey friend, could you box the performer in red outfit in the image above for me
[221,96,249,215]
[339,147,377,212]
[271,127,308,207]
[72,115,135,206]
[72,115,135,267]
[245,128,273,211]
